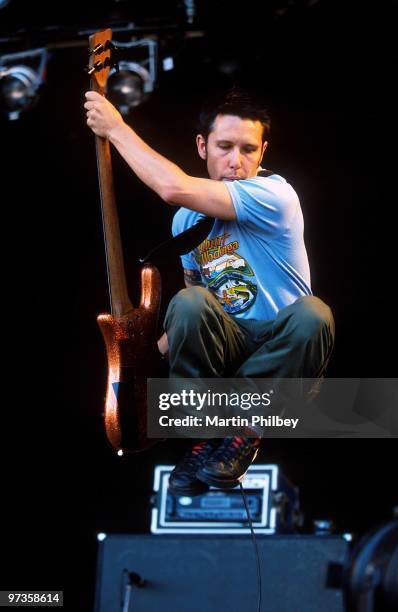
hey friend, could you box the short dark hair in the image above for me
[197,88,271,143]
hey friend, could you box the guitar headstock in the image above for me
[87,28,113,95]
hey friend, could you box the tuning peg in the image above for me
[105,40,118,52]
[105,41,119,72]
[89,43,105,56]
[85,57,118,76]
[88,40,117,56]
[86,60,102,75]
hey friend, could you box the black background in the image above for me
[1,1,397,609]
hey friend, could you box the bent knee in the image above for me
[291,296,335,339]
[166,286,214,321]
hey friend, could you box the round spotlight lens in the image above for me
[108,70,145,115]
[1,76,28,109]
[0,65,39,119]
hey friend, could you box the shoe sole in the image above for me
[168,482,209,497]
[196,470,245,489]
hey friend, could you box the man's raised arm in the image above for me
[84,91,235,220]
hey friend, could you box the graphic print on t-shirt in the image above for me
[194,232,258,314]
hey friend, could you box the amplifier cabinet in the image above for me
[94,533,350,612]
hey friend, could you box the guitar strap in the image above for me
[139,169,274,265]
[139,215,215,264]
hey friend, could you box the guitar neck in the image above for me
[95,134,133,316]
[88,28,133,317]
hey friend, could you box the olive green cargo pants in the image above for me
[164,286,335,380]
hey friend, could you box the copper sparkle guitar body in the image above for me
[97,264,161,453]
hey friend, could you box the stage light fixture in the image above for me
[106,38,157,115]
[0,48,48,120]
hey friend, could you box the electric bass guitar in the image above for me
[87,28,161,453]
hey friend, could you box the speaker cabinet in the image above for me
[95,534,349,612]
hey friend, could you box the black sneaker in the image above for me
[168,439,220,496]
[196,435,260,489]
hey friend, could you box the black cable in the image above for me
[239,482,262,612]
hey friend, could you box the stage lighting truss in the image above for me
[106,38,157,114]
[0,47,48,120]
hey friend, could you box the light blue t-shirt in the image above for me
[172,172,312,321]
